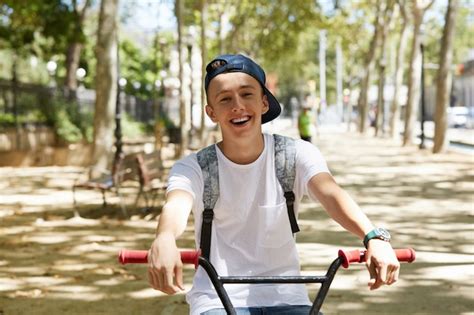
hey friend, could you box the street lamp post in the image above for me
[76,68,86,89]
[46,60,57,88]
[153,71,168,152]
[159,70,167,115]
[115,78,127,163]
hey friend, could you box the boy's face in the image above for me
[205,72,269,138]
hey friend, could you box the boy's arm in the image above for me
[148,189,193,295]
[307,172,400,290]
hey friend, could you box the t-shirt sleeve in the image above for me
[294,139,331,197]
[166,153,203,202]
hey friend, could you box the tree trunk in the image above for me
[433,0,458,153]
[65,42,82,92]
[375,0,395,137]
[389,1,409,139]
[402,0,434,146]
[199,0,207,143]
[92,0,118,170]
[176,0,188,157]
[12,54,21,150]
[402,12,422,145]
[217,4,224,55]
[375,62,386,136]
[64,0,90,96]
[357,0,383,133]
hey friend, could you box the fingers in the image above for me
[148,264,183,294]
[147,250,184,295]
[161,266,181,294]
[369,263,387,290]
[366,255,400,290]
[386,263,400,285]
[175,264,185,290]
[366,258,377,289]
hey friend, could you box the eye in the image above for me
[242,92,253,98]
[219,97,231,103]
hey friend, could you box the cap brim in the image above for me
[262,87,281,124]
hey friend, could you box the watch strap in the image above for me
[363,228,390,249]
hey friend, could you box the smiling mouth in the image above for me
[230,116,251,125]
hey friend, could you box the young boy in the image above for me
[147,54,399,315]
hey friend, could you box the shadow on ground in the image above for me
[0,132,473,314]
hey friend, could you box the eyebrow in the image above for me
[215,84,257,98]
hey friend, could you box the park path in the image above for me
[0,120,473,314]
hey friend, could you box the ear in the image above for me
[205,104,218,123]
[261,94,270,114]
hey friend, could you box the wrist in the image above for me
[155,230,177,243]
[363,227,391,249]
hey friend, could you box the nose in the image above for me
[231,95,245,112]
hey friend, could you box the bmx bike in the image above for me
[118,247,415,315]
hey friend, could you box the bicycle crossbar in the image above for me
[219,276,328,284]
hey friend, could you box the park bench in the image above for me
[72,152,141,217]
[135,151,167,211]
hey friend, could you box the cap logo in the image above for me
[207,59,227,72]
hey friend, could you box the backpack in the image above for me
[196,134,300,260]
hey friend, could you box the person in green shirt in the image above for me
[298,105,314,142]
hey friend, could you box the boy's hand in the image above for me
[147,232,184,295]
[365,240,400,290]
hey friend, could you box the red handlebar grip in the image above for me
[118,250,148,264]
[338,248,416,268]
[118,249,201,269]
[394,248,416,263]
[180,250,201,269]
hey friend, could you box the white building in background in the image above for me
[455,49,474,109]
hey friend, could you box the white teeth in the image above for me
[231,116,250,123]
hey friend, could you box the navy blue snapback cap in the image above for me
[204,54,281,124]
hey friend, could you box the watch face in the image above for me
[377,228,391,240]
[364,228,391,248]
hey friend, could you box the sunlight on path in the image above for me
[0,129,473,314]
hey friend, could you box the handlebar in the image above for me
[119,247,415,314]
[338,248,416,268]
[118,249,201,268]
[118,248,416,269]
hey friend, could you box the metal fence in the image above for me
[0,79,161,150]
[0,79,161,125]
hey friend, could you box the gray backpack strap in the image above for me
[196,144,220,260]
[273,134,300,234]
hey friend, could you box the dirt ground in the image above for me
[0,128,473,315]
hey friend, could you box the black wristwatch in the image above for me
[363,228,391,249]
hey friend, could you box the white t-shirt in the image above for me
[166,133,330,315]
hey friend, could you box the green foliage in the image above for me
[0,113,15,125]
[452,5,473,65]
[53,107,83,143]
[1,0,471,137]
[0,0,94,89]
[0,0,42,54]
[214,1,322,63]
[117,30,174,100]
[205,0,376,106]
[0,1,79,55]
[157,112,176,130]
[0,111,45,128]
[121,113,148,139]
[38,96,91,143]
